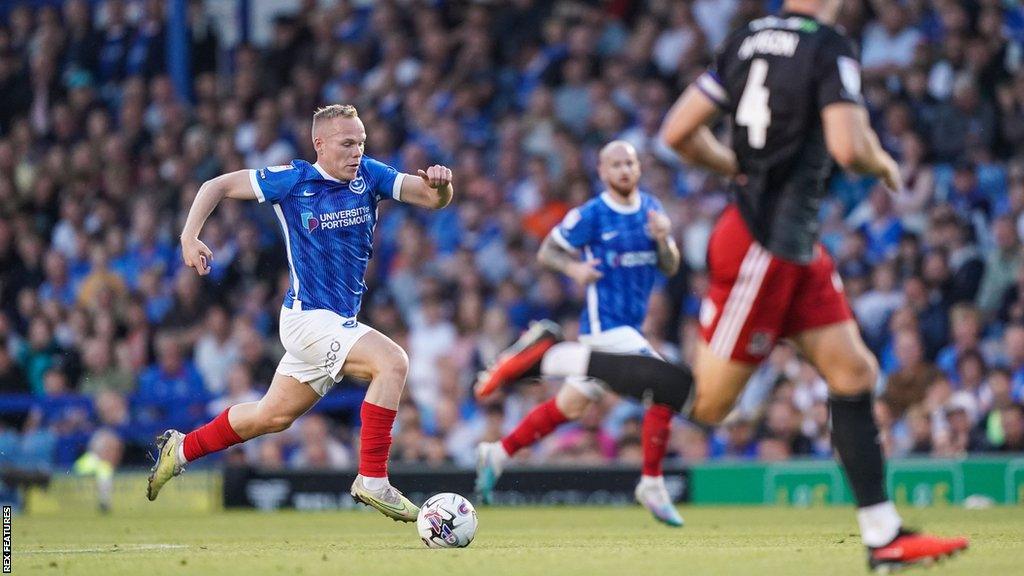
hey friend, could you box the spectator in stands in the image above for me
[989,405,1024,453]
[193,305,238,395]
[136,335,205,429]
[999,266,1024,325]
[882,330,941,418]
[206,363,261,417]
[977,216,1022,318]
[760,400,813,457]
[935,304,983,379]
[0,346,29,394]
[710,412,757,459]
[933,392,986,456]
[861,3,922,78]
[79,338,133,396]
[17,319,65,395]
[289,414,352,470]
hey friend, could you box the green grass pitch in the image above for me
[14,506,1023,575]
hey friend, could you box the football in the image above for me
[416,493,478,549]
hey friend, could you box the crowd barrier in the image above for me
[14,457,1024,514]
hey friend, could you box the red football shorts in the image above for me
[699,205,853,364]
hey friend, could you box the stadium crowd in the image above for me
[0,0,1023,478]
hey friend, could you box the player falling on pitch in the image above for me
[475,0,969,570]
[147,104,454,522]
[475,140,685,526]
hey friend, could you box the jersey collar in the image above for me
[312,162,346,183]
[780,10,818,22]
[600,191,642,214]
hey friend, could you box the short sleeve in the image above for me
[362,156,405,202]
[550,204,595,251]
[693,34,734,110]
[816,32,864,110]
[250,162,303,204]
[647,195,667,215]
[695,67,730,111]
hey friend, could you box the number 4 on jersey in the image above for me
[737,59,771,149]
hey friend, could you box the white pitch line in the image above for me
[24,544,189,555]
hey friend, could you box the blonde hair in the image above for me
[311,104,359,140]
[313,104,358,121]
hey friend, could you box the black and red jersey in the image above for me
[697,12,863,263]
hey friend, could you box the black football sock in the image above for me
[586,352,695,414]
[829,392,888,508]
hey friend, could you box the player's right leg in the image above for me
[147,371,320,501]
[336,328,420,522]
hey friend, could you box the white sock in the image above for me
[177,442,188,465]
[362,475,388,491]
[639,474,664,486]
[540,342,591,378]
[495,440,512,459]
[857,501,902,547]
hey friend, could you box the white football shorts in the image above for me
[276,306,372,396]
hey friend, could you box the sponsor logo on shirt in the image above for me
[302,211,320,232]
[603,250,657,268]
[301,206,373,232]
[318,206,372,230]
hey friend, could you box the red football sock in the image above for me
[642,404,674,477]
[359,401,397,478]
[182,407,244,462]
[501,398,569,456]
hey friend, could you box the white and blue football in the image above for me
[416,492,478,548]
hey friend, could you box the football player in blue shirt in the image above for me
[147,105,454,523]
[474,141,685,526]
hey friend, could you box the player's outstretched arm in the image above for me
[821,103,902,193]
[659,86,739,177]
[399,164,454,209]
[180,170,258,276]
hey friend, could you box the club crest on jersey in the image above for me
[746,331,774,357]
[301,211,320,232]
[348,173,367,194]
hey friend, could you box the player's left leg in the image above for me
[787,250,967,570]
[336,328,420,522]
[147,371,320,501]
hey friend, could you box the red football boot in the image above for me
[868,528,969,573]
[474,320,562,400]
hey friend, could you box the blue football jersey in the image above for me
[249,157,405,318]
[550,192,666,335]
